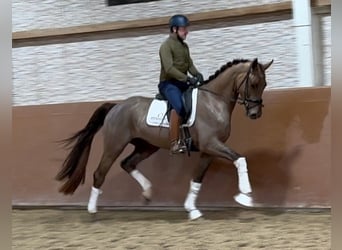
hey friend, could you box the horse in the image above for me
[56,58,273,220]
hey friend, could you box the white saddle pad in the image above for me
[146,88,198,128]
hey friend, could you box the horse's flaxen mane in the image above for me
[204,59,250,84]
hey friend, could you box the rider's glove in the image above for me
[187,76,199,86]
[196,73,204,84]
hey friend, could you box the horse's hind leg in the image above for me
[184,153,213,220]
[88,139,128,214]
[121,138,159,202]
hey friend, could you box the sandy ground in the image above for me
[12,208,331,250]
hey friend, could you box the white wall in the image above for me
[13,0,288,31]
[12,1,331,106]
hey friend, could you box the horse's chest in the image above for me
[217,122,231,140]
[212,112,231,139]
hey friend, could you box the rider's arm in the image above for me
[188,56,200,77]
[159,43,188,82]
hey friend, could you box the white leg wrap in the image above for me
[184,181,203,220]
[234,157,252,194]
[184,180,201,211]
[87,186,102,214]
[130,170,152,199]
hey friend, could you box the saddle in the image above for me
[155,87,193,124]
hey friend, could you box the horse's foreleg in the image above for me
[121,139,159,202]
[233,157,254,206]
[202,141,254,207]
[184,154,212,220]
[184,181,202,220]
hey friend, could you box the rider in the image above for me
[158,14,204,154]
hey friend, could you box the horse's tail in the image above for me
[55,102,116,195]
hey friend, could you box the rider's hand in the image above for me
[196,73,204,84]
[187,76,199,86]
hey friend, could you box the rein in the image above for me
[197,86,227,102]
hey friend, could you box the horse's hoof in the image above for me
[143,196,151,205]
[142,187,152,203]
[234,193,254,207]
[87,204,97,214]
[88,209,97,214]
[188,209,203,220]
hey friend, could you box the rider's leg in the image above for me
[169,109,186,153]
[158,82,186,154]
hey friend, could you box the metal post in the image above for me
[311,12,324,85]
[292,0,323,86]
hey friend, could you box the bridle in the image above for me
[234,63,264,111]
[197,61,265,111]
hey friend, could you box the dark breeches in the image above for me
[158,80,188,117]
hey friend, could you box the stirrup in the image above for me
[170,140,186,154]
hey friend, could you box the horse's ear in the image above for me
[251,58,258,69]
[262,60,274,71]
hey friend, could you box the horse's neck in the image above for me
[207,65,247,104]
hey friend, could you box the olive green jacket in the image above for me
[159,33,200,82]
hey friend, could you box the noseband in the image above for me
[235,64,264,111]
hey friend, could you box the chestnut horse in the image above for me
[56,58,273,220]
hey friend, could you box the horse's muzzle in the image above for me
[245,98,263,119]
[247,105,262,119]
[248,111,261,119]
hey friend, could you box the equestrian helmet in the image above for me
[169,14,189,31]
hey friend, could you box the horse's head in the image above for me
[236,58,273,119]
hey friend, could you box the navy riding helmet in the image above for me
[169,14,190,31]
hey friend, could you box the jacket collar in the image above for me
[169,33,184,44]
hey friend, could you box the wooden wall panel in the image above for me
[12,87,331,208]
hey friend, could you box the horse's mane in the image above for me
[204,59,250,84]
